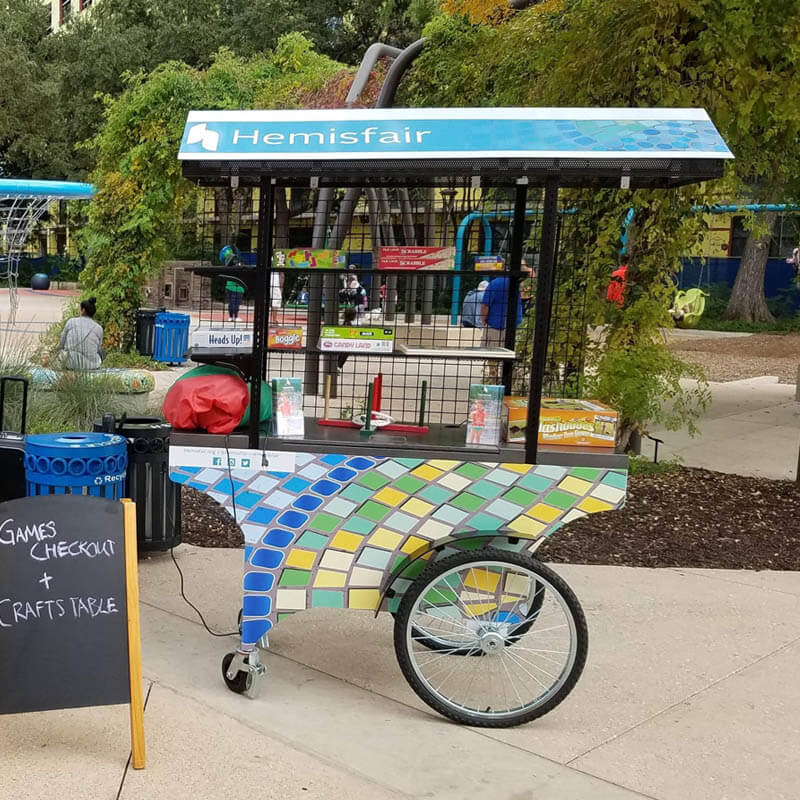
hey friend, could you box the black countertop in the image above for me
[171,420,628,469]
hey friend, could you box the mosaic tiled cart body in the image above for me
[169,451,627,647]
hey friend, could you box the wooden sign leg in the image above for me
[122,499,146,770]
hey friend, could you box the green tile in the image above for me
[311,589,344,609]
[454,537,484,551]
[278,569,310,587]
[518,473,553,493]
[395,458,424,468]
[309,512,340,533]
[470,479,506,500]
[387,596,402,613]
[455,462,489,480]
[450,492,484,512]
[602,470,628,489]
[418,484,454,505]
[359,500,390,522]
[570,467,602,481]
[467,512,503,531]
[544,489,578,510]
[358,471,391,490]
[432,504,469,524]
[393,474,426,494]
[340,515,376,535]
[357,547,392,569]
[504,486,538,507]
[278,613,294,621]
[295,531,328,550]
[340,483,374,503]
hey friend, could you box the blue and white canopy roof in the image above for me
[179,107,732,188]
[0,179,96,200]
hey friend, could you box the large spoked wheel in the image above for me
[410,571,545,654]
[394,548,587,728]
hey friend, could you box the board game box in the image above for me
[504,396,618,447]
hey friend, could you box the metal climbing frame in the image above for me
[170,107,733,726]
[0,180,95,322]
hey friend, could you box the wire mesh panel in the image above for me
[186,181,591,430]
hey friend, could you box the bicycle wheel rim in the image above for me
[405,560,578,720]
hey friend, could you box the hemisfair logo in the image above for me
[186,123,220,152]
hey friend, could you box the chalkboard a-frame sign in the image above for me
[0,495,145,769]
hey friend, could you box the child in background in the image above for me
[337,307,357,370]
[226,279,244,322]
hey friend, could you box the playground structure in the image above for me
[0,179,95,322]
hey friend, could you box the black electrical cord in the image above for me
[168,435,241,638]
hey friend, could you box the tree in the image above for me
[0,0,62,177]
[80,34,387,348]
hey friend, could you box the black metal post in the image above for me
[525,176,559,464]
[249,177,275,449]
[502,181,528,393]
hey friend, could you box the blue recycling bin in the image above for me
[153,312,190,365]
[25,432,128,500]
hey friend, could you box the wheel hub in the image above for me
[478,630,505,655]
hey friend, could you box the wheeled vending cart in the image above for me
[169,107,732,726]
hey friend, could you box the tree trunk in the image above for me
[723,211,776,323]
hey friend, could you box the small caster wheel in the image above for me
[222,652,252,695]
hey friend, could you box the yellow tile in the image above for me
[285,549,316,569]
[401,497,435,517]
[577,497,614,513]
[348,588,381,610]
[368,527,403,550]
[313,569,347,588]
[373,487,408,507]
[558,476,594,496]
[464,567,501,593]
[401,535,431,555]
[330,530,363,552]
[464,601,497,617]
[527,503,562,523]
[276,589,306,610]
[411,464,444,481]
[501,462,533,474]
[320,550,354,571]
[507,515,546,538]
[428,459,459,470]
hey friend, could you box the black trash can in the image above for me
[134,308,164,357]
[95,415,181,551]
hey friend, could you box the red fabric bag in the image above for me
[162,370,249,434]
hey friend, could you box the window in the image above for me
[80,0,93,8]
[730,214,800,258]
[60,0,71,24]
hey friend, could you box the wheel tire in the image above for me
[221,652,252,695]
[394,548,588,728]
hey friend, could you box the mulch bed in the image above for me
[181,468,800,570]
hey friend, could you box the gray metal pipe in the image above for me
[345,43,402,106]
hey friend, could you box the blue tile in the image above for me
[293,494,323,512]
[248,507,278,526]
[277,510,308,529]
[243,595,271,616]
[321,454,348,466]
[346,457,375,471]
[283,476,311,493]
[311,479,341,496]
[214,478,245,494]
[242,618,271,644]
[234,491,262,509]
[243,571,274,591]
[264,528,294,548]
[250,548,283,568]
[328,467,357,483]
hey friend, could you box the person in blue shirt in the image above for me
[461,280,488,328]
[480,262,531,378]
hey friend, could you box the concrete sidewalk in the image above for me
[4,545,800,800]
[644,376,800,479]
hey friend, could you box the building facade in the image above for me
[48,0,93,32]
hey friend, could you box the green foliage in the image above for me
[80,40,349,348]
[628,454,682,476]
[103,351,170,371]
[693,282,800,331]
